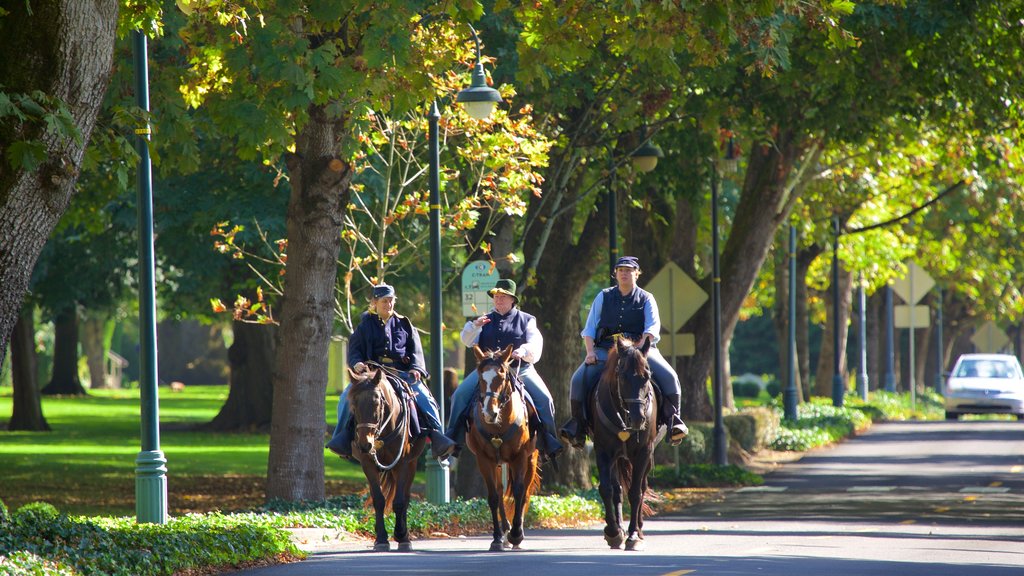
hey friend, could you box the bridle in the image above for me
[353,366,411,471]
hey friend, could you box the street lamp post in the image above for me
[132,30,168,524]
[831,215,845,407]
[710,138,733,466]
[425,24,502,505]
[784,225,799,421]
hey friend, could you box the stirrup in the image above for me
[669,424,688,447]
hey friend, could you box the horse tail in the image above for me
[503,450,541,520]
[379,469,397,514]
[616,459,655,516]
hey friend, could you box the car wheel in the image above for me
[945,411,959,421]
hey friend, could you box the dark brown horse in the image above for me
[466,345,541,551]
[590,337,657,551]
[347,366,425,551]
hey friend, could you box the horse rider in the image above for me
[560,256,689,448]
[445,278,564,462]
[326,283,457,462]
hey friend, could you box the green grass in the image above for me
[0,385,367,515]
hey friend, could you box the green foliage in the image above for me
[651,464,763,488]
[733,380,761,398]
[765,380,781,398]
[724,407,780,452]
[770,398,871,451]
[0,509,297,576]
[846,389,944,421]
[0,88,81,171]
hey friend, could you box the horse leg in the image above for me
[595,450,624,549]
[624,453,651,552]
[480,461,506,552]
[366,475,390,551]
[393,459,416,552]
[507,452,532,548]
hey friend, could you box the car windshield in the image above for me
[955,359,1021,379]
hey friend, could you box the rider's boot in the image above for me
[663,394,689,446]
[428,430,458,460]
[325,422,358,464]
[559,400,588,449]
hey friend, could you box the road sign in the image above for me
[891,261,935,305]
[971,321,1010,353]
[461,260,500,317]
[658,332,695,357]
[645,261,708,333]
[893,305,930,328]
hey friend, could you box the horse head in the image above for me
[347,367,390,455]
[473,344,515,425]
[613,337,653,432]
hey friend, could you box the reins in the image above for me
[357,363,412,471]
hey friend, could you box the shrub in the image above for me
[765,381,781,398]
[724,407,780,452]
[732,380,761,398]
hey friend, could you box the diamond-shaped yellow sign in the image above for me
[891,261,934,305]
[644,262,708,334]
[971,321,1009,353]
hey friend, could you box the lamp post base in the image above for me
[425,457,450,504]
[135,449,168,524]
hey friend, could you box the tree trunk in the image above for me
[521,148,603,489]
[678,133,807,421]
[866,289,882,390]
[814,267,853,398]
[9,307,49,431]
[41,307,86,396]
[266,106,353,502]
[771,230,803,402]
[0,1,119,368]
[205,321,276,432]
[795,245,821,401]
[80,310,107,389]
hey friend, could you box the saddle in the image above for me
[382,372,422,439]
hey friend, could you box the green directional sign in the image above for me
[461,260,500,317]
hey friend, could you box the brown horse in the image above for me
[347,366,426,551]
[590,337,657,551]
[466,345,541,551]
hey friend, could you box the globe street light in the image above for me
[426,24,502,504]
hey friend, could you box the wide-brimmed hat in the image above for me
[614,256,641,270]
[487,278,519,303]
[372,284,396,299]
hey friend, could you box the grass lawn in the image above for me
[0,385,371,516]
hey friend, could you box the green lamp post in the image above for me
[425,23,502,504]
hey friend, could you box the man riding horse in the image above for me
[560,256,689,448]
[326,283,457,463]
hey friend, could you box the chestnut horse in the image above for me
[466,345,541,551]
[347,366,425,551]
[590,337,657,551]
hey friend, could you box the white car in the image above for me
[945,353,1024,420]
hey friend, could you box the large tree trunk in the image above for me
[80,310,107,389]
[9,307,49,431]
[205,321,276,432]
[678,133,808,421]
[521,147,603,489]
[866,289,882,391]
[814,267,853,397]
[41,307,87,396]
[266,107,353,502]
[795,245,820,401]
[0,1,119,368]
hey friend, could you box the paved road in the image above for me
[229,420,1024,576]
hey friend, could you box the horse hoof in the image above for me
[624,535,645,551]
[604,531,624,549]
[489,540,505,552]
[373,541,390,552]
[396,541,412,552]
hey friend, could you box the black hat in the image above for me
[614,256,640,269]
[372,284,396,299]
[487,278,519,303]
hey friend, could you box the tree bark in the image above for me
[0,1,119,368]
[80,310,107,389]
[521,148,602,489]
[266,106,353,502]
[205,321,276,432]
[41,307,86,396]
[9,307,49,431]
[677,133,806,421]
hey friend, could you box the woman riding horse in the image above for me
[591,337,658,550]
[346,366,425,551]
[466,345,541,551]
[326,283,457,463]
[446,278,563,462]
